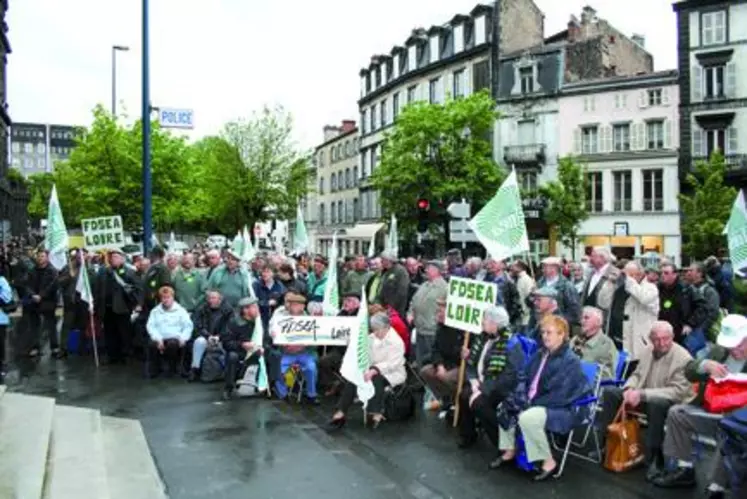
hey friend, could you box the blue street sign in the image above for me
[158,108,194,129]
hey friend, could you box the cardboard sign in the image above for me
[445,277,498,334]
[270,315,358,346]
[81,215,125,250]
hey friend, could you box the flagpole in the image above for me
[79,252,100,368]
[89,311,100,368]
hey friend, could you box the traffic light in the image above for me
[417,198,430,233]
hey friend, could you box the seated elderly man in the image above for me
[458,305,525,449]
[571,306,618,379]
[270,291,319,403]
[188,289,234,382]
[527,287,560,340]
[599,320,693,480]
[652,314,747,497]
[146,286,194,377]
[420,297,463,411]
[221,297,264,400]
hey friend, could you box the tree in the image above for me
[25,172,54,220]
[679,151,736,260]
[370,91,504,237]
[540,156,589,260]
[198,105,310,233]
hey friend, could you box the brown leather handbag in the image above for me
[604,405,645,472]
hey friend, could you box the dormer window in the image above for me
[399,52,408,75]
[374,67,381,87]
[417,43,429,68]
[512,55,541,95]
[464,21,474,49]
[385,60,394,82]
[520,67,534,94]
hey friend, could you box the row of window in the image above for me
[327,138,358,165]
[12,129,44,139]
[586,169,664,213]
[361,60,489,135]
[11,142,75,155]
[318,167,359,195]
[692,125,738,157]
[317,191,381,226]
[583,88,671,113]
[576,120,671,154]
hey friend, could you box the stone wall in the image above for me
[499,0,544,55]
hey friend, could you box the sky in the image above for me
[8,0,678,150]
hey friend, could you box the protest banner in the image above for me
[445,276,498,334]
[270,315,358,346]
[81,215,125,250]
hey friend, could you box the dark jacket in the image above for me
[279,277,307,297]
[96,265,141,316]
[658,278,700,342]
[253,279,286,330]
[22,263,59,313]
[685,345,747,406]
[142,261,172,310]
[380,263,410,318]
[192,301,233,339]
[531,276,582,325]
[707,266,734,312]
[220,315,255,353]
[486,273,522,326]
[689,281,721,334]
[466,330,525,401]
[430,323,464,370]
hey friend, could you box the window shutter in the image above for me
[662,88,671,106]
[692,65,703,101]
[727,127,738,155]
[692,126,704,157]
[725,62,737,98]
[603,126,613,153]
[573,128,581,154]
[464,65,472,96]
[638,123,646,150]
[630,123,640,150]
[638,90,648,108]
[664,120,673,149]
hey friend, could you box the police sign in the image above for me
[158,108,194,129]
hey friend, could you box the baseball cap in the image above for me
[716,314,747,349]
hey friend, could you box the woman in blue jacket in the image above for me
[493,315,592,481]
[0,268,14,383]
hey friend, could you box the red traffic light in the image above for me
[417,199,430,210]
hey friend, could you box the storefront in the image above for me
[577,218,681,265]
[316,222,384,257]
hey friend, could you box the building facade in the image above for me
[558,70,681,263]
[0,0,28,235]
[10,123,79,177]
[356,0,546,231]
[673,0,747,187]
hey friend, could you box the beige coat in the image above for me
[624,342,694,404]
[370,328,407,387]
[597,275,659,360]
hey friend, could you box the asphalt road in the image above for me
[4,356,713,499]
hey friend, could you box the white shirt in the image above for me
[588,263,610,296]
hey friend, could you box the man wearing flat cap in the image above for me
[207,249,252,309]
[221,296,263,400]
[407,260,447,364]
[306,254,328,303]
[143,246,172,314]
[530,256,581,328]
[378,250,410,319]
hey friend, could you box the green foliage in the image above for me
[30,104,309,234]
[540,156,589,259]
[679,151,737,260]
[370,91,504,236]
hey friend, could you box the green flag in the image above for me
[468,170,529,261]
[322,232,339,315]
[386,214,399,258]
[294,205,309,254]
[339,289,375,408]
[727,190,747,272]
[44,184,69,270]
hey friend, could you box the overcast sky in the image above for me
[8,0,677,149]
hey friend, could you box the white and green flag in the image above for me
[322,232,340,316]
[339,289,375,408]
[468,170,529,262]
[168,232,177,253]
[241,225,256,262]
[367,232,376,259]
[250,318,269,392]
[293,205,309,254]
[726,190,747,273]
[75,255,94,312]
[386,214,399,258]
[232,231,243,256]
[44,184,69,270]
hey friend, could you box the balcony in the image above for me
[503,143,546,167]
[691,154,747,172]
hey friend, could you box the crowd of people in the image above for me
[0,241,744,496]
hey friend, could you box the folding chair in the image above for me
[287,363,307,403]
[549,361,604,478]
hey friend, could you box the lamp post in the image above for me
[142,0,152,254]
[111,45,129,117]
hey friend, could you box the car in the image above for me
[205,235,228,249]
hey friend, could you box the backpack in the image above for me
[719,406,747,494]
[200,346,225,383]
[384,384,415,421]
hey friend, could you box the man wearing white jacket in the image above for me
[146,286,193,377]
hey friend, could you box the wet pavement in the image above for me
[3,356,712,499]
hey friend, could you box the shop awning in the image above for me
[345,223,384,239]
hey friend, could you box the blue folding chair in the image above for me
[549,361,604,477]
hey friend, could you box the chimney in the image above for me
[323,125,340,142]
[581,5,597,24]
[340,120,356,133]
[631,33,645,48]
[567,14,580,42]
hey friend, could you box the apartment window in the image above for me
[613,171,632,212]
[318,176,325,195]
[646,120,664,149]
[11,142,19,153]
[702,11,726,46]
[331,202,337,224]
[586,172,603,213]
[371,146,378,171]
[581,126,599,154]
[380,99,387,126]
[361,110,368,134]
[361,150,369,178]
[614,94,627,109]
[705,128,726,155]
[345,168,351,188]
[429,77,440,103]
[473,60,489,92]
[453,69,465,98]
[338,202,343,224]
[370,103,377,130]
[407,85,417,103]
[583,96,596,112]
[642,169,664,212]
[24,143,33,154]
[612,124,631,151]
[519,67,534,94]
[353,166,359,186]
[392,92,400,119]
[647,89,662,106]
[704,64,725,98]
[518,171,537,192]
[353,198,359,221]
[331,172,337,191]
[318,204,326,225]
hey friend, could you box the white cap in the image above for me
[716,314,747,349]
[541,256,562,266]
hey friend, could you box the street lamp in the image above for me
[111,45,129,117]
